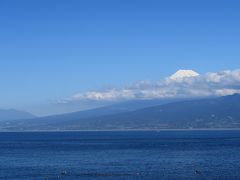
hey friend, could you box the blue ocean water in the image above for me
[0,130,240,180]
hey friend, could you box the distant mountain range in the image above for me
[1,94,240,131]
[0,109,36,122]
[0,99,178,130]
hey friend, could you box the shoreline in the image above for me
[1,128,240,133]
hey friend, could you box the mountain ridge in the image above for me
[1,94,239,131]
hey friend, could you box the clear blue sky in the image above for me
[0,0,240,115]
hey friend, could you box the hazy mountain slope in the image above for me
[0,109,36,121]
[19,94,240,130]
[2,94,240,131]
[79,94,239,130]
[0,99,179,130]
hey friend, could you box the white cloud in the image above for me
[215,89,240,96]
[64,69,240,103]
[71,89,135,101]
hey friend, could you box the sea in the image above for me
[0,130,240,180]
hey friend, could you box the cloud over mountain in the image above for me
[64,69,240,103]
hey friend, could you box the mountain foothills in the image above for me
[1,94,240,131]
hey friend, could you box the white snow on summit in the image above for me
[170,70,199,80]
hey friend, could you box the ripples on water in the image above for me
[0,130,240,179]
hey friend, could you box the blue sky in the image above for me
[0,0,240,115]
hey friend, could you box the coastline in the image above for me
[1,128,240,133]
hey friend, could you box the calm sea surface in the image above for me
[0,130,240,180]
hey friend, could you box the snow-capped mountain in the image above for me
[170,70,199,80]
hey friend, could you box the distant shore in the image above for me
[1,128,240,133]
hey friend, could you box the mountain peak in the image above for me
[170,70,199,80]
